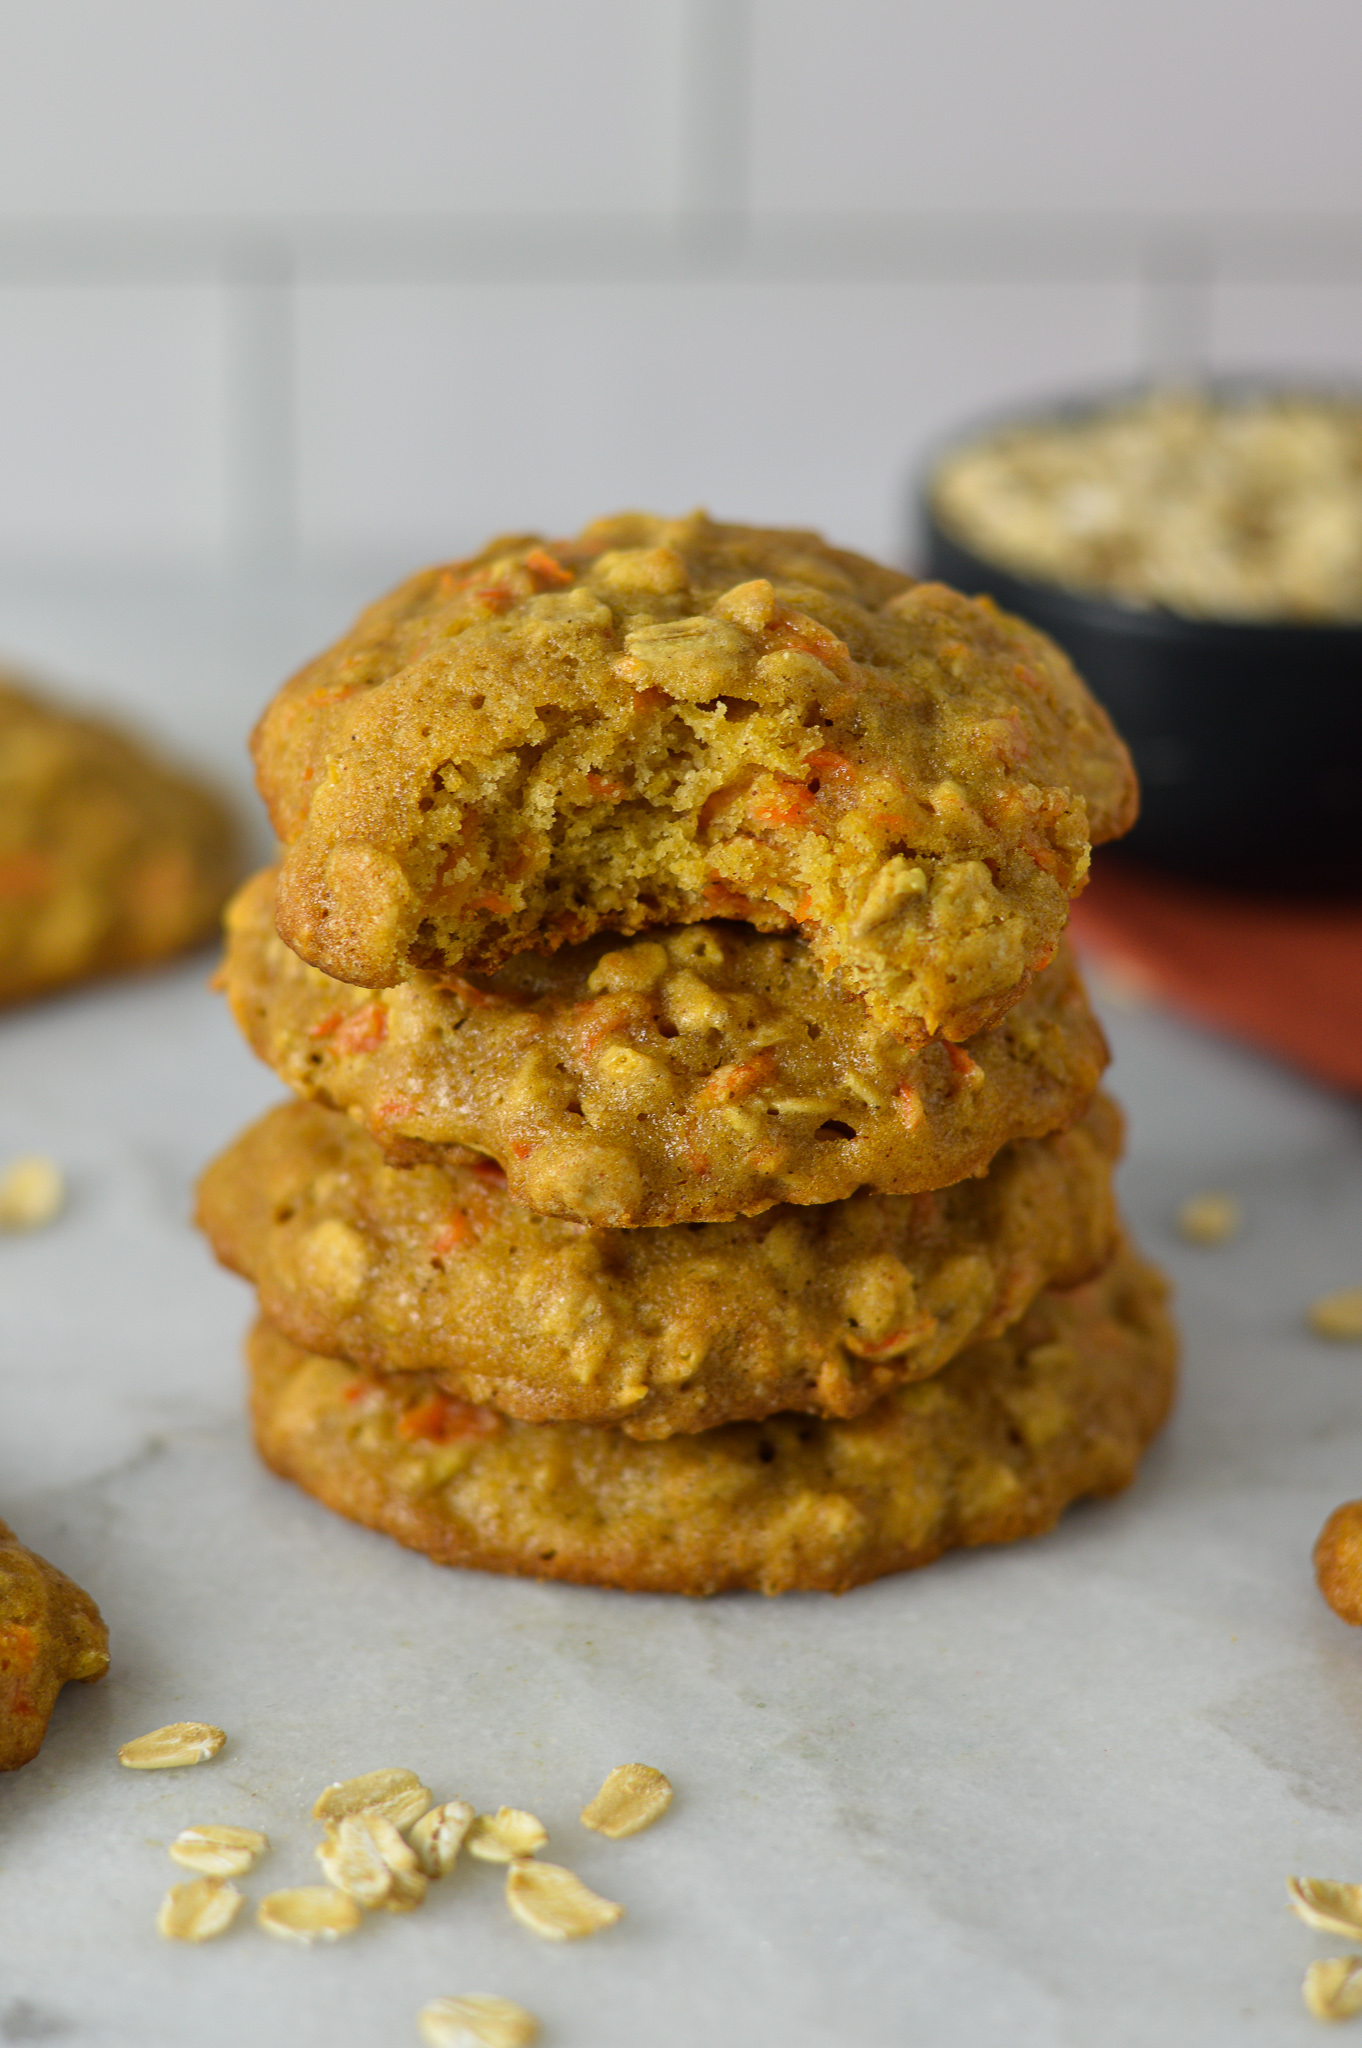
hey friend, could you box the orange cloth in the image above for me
[1069,858,1362,1095]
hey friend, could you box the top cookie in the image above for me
[1,673,237,1005]
[254,514,1136,1042]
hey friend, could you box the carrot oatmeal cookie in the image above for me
[253,514,1136,1042]
[198,1094,1123,1437]
[247,1241,1176,1595]
[0,1518,109,1769]
[0,673,237,1005]
[223,867,1108,1227]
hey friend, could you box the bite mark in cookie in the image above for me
[253,514,1135,1041]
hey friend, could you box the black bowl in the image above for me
[918,410,1362,895]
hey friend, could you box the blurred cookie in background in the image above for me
[0,671,238,1006]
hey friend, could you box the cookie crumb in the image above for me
[256,1886,362,1943]
[417,1994,540,2048]
[504,1859,623,1941]
[169,1825,267,1877]
[1309,1289,1362,1341]
[580,1764,673,1838]
[119,1723,226,1770]
[1176,1193,1241,1246]
[1304,1955,1362,2022]
[1314,1501,1362,1624]
[0,1156,64,1231]
[157,1877,243,1942]
[467,1809,548,1863]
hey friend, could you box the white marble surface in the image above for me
[2,575,1362,2046]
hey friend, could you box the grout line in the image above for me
[0,211,1360,288]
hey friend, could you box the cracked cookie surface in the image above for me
[0,673,237,1005]
[0,1518,109,1770]
[247,1241,1175,1595]
[254,513,1135,1042]
[224,867,1108,1227]
[199,1093,1123,1438]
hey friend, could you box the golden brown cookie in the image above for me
[247,1242,1176,1596]
[223,867,1109,1227]
[198,1094,1123,1437]
[0,673,237,1005]
[1314,1499,1362,1624]
[0,1518,109,1770]
[253,514,1136,1042]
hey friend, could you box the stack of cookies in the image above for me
[197,514,1176,1595]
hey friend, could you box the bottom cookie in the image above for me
[0,1519,110,1770]
[249,1242,1176,1596]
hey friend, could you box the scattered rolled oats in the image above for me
[580,1763,673,1839]
[467,1808,548,1864]
[504,1859,623,1942]
[417,1994,540,2048]
[1176,1192,1242,1247]
[118,1722,226,1770]
[256,1886,363,1943]
[0,1155,64,1231]
[1309,1290,1362,1342]
[1287,1876,1362,1939]
[156,1877,243,1943]
[318,1811,427,1912]
[1304,1955,1362,2023]
[409,1799,476,1878]
[169,1824,268,1878]
[312,1766,432,1831]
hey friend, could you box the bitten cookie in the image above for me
[0,673,237,1005]
[199,1093,1124,1437]
[223,868,1108,1227]
[0,1519,109,1770]
[254,514,1136,1042]
[248,1242,1177,1596]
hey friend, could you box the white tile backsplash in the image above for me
[0,0,688,218]
[0,285,225,563]
[1208,282,1362,382]
[0,0,1357,571]
[748,0,1362,218]
[293,275,1142,568]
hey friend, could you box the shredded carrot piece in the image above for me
[703,878,759,920]
[332,1003,388,1056]
[524,547,574,588]
[748,779,817,830]
[895,1083,925,1132]
[584,772,626,801]
[469,891,517,915]
[767,605,857,682]
[430,1213,472,1257]
[469,583,515,614]
[373,1095,421,1127]
[571,992,647,1061]
[397,1392,501,1444]
[944,1043,985,1089]
[307,1010,345,1040]
[697,1053,775,1105]
[0,853,52,901]
[803,748,857,784]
